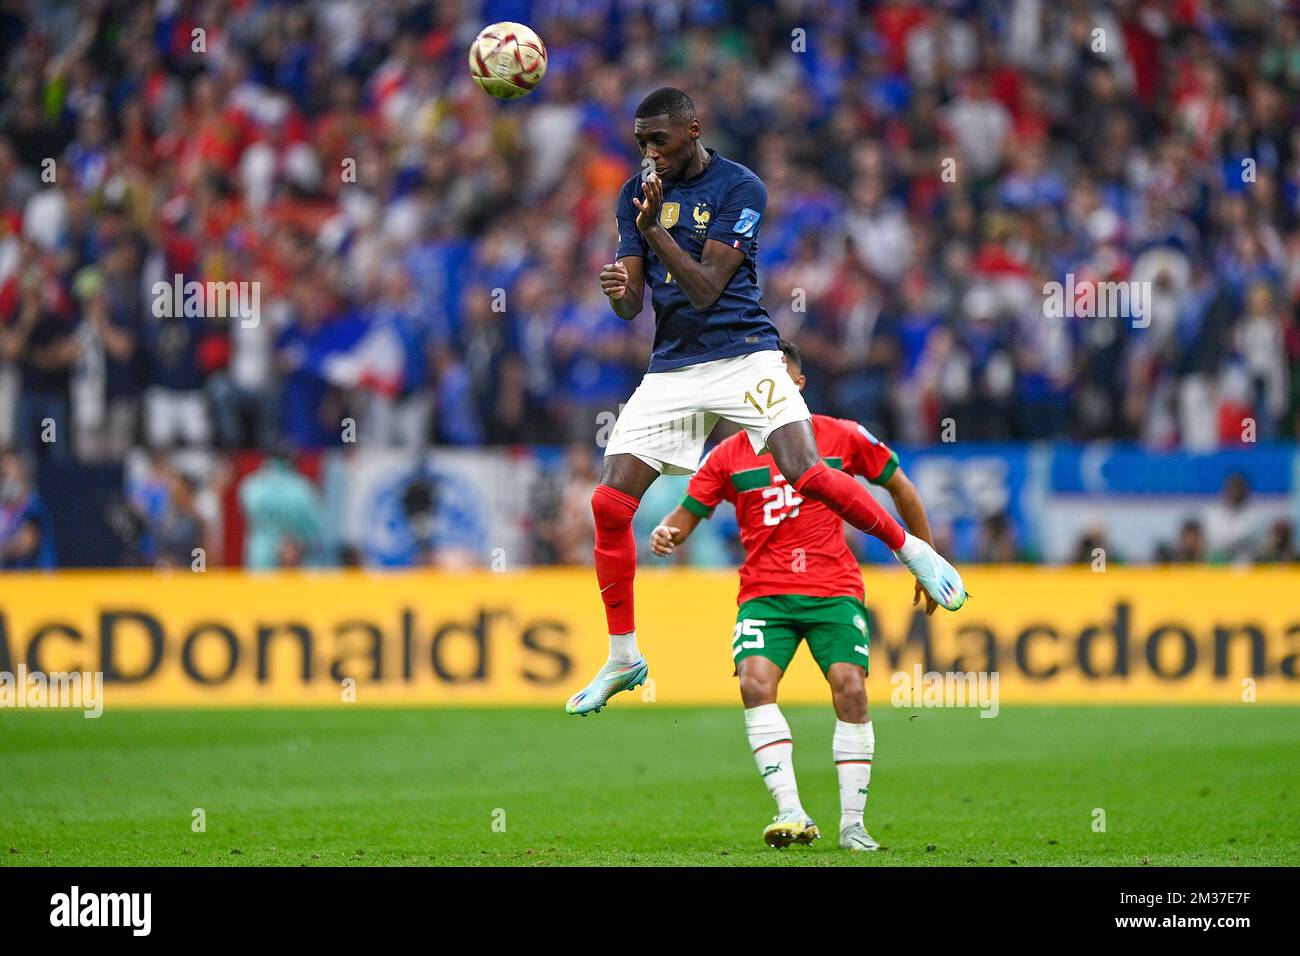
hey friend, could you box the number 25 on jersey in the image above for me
[760,484,801,526]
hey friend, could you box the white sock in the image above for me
[608,631,640,663]
[744,703,801,813]
[833,719,875,831]
[894,532,925,561]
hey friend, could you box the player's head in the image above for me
[778,339,806,392]
[634,87,700,181]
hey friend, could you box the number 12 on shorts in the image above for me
[742,378,786,417]
[732,618,766,659]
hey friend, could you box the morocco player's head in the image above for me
[633,87,702,181]
[777,339,807,394]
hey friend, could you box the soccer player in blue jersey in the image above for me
[566,87,968,716]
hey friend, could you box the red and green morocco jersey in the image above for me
[682,414,900,605]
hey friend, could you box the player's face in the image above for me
[781,356,807,392]
[633,114,699,180]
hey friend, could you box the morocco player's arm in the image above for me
[648,503,702,556]
[843,421,941,615]
[882,469,935,552]
[649,445,733,557]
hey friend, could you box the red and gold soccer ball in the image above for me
[468,22,547,99]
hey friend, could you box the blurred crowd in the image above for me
[3,0,1300,458]
[1070,471,1298,565]
[1,0,1299,569]
[530,443,1297,571]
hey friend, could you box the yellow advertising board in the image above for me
[0,567,1297,707]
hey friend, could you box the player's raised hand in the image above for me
[650,524,680,556]
[631,172,662,233]
[913,579,938,616]
[599,261,629,299]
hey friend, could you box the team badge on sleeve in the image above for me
[733,207,762,236]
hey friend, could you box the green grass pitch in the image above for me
[1,705,1296,866]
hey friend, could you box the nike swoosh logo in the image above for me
[600,583,615,593]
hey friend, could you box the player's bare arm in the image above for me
[883,467,941,616]
[600,256,644,319]
[633,172,745,310]
[649,505,701,556]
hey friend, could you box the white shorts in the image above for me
[604,349,812,475]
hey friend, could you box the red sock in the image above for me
[793,461,907,551]
[591,484,640,634]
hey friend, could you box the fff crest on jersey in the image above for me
[659,202,680,229]
[692,203,711,231]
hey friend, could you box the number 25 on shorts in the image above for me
[732,618,766,659]
[743,378,787,417]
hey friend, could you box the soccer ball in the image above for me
[468,22,547,100]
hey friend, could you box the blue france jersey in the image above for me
[615,149,779,372]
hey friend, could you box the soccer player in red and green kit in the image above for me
[649,341,943,851]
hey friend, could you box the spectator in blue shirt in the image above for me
[0,449,55,569]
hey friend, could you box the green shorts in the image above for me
[732,594,871,676]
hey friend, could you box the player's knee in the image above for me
[591,485,637,533]
[738,670,778,706]
[829,667,865,697]
[829,667,867,717]
[832,687,868,722]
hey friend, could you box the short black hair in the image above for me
[778,338,801,371]
[635,87,695,121]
